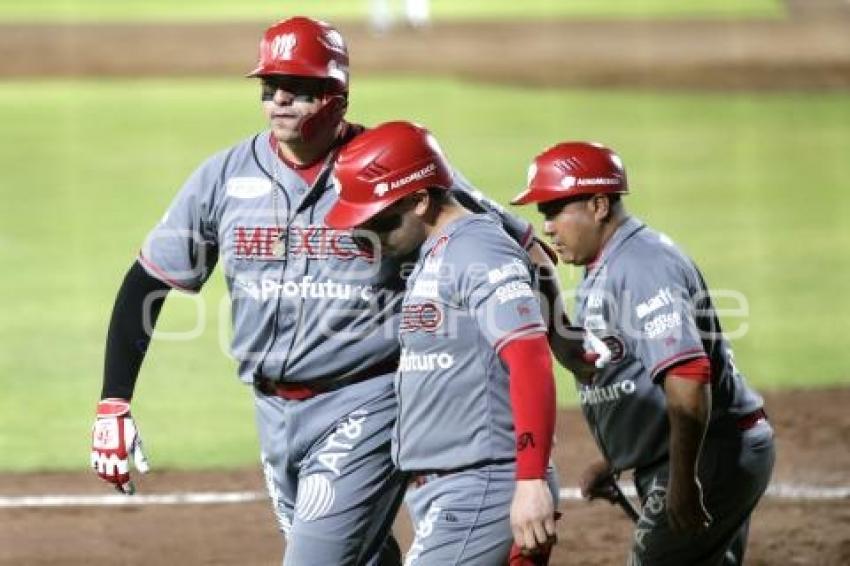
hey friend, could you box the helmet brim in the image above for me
[510,188,536,206]
[325,198,390,230]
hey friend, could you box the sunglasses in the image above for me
[260,77,328,102]
[537,195,592,219]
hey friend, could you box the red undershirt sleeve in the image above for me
[499,332,556,479]
[664,355,711,384]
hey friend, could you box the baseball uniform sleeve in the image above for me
[626,255,706,382]
[138,156,221,292]
[456,234,546,351]
[450,168,535,249]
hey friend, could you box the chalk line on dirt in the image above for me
[0,483,847,508]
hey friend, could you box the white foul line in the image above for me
[0,491,265,508]
[560,483,850,502]
[0,483,847,509]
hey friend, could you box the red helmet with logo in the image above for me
[511,142,628,205]
[326,121,454,230]
[247,16,349,94]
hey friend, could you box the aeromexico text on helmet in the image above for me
[561,176,621,189]
[374,163,437,197]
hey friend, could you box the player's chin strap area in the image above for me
[299,94,348,142]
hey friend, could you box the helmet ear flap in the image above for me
[298,94,347,142]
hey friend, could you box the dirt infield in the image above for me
[1,388,848,565]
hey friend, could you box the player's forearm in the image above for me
[665,375,711,485]
[527,239,570,332]
[501,333,556,479]
[102,260,171,400]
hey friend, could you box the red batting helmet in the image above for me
[511,142,628,205]
[247,17,349,94]
[326,121,454,230]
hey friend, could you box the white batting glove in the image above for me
[583,331,612,369]
[91,398,149,494]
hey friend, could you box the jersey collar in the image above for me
[585,216,645,277]
[417,214,489,261]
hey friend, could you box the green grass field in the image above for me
[0,0,784,23]
[0,77,847,470]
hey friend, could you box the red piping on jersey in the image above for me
[137,253,198,294]
[500,332,555,479]
[650,347,706,383]
[666,355,711,384]
[493,323,548,353]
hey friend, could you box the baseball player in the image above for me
[511,141,776,565]
[326,121,560,565]
[88,16,560,566]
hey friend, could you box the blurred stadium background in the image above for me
[0,1,848,563]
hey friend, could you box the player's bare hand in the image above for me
[666,476,712,533]
[90,398,150,494]
[579,459,618,502]
[511,479,557,556]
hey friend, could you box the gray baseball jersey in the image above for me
[139,128,534,565]
[139,129,533,384]
[574,217,764,472]
[393,214,547,472]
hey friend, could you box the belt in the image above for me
[255,358,398,401]
[736,408,768,431]
[408,458,515,488]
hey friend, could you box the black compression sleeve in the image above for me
[101,260,171,400]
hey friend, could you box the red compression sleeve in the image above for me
[666,355,711,384]
[500,333,556,479]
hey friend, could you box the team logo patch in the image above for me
[600,334,626,363]
[401,302,443,332]
[295,474,335,522]
[225,177,272,199]
[271,33,297,60]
